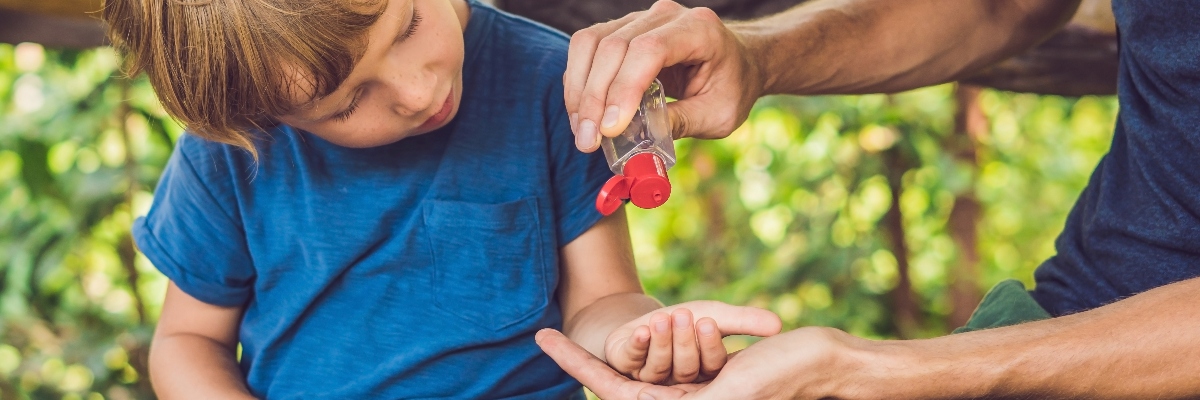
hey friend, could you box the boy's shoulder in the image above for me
[468,2,570,83]
[168,128,294,187]
[476,2,570,55]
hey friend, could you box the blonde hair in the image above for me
[103,0,386,156]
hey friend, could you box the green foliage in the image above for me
[633,89,1117,343]
[1,43,177,400]
[0,43,1117,398]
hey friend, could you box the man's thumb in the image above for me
[666,98,739,141]
[666,99,699,140]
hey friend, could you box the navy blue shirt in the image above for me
[133,2,610,398]
[1031,1,1200,316]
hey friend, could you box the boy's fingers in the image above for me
[611,326,652,375]
[687,302,783,338]
[670,309,701,383]
[695,317,727,380]
[639,312,674,383]
[534,329,649,400]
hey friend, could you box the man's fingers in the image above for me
[565,13,637,115]
[670,309,701,383]
[566,15,640,152]
[535,329,648,400]
[639,312,674,383]
[611,326,653,375]
[602,7,720,139]
[568,0,702,150]
[638,384,695,400]
[695,317,727,380]
[575,3,682,150]
[589,1,688,138]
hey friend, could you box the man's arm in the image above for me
[150,283,256,400]
[540,276,1200,399]
[564,0,1081,146]
[741,0,1082,96]
[894,276,1200,399]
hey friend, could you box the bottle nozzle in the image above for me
[595,153,672,215]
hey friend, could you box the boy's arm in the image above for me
[151,282,256,400]
[557,208,781,362]
[558,208,663,359]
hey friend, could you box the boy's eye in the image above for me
[398,10,422,42]
[331,91,362,122]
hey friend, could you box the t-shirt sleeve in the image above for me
[545,80,615,246]
[132,135,255,306]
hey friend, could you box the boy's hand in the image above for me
[602,300,782,384]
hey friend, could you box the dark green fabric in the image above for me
[953,280,1052,334]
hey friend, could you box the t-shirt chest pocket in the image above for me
[422,197,551,330]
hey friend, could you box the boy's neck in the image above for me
[452,0,471,31]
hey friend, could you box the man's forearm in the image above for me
[150,333,257,400]
[733,0,1080,97]
[563,292,663,360]
[871,277,1200,399]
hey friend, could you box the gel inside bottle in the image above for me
[595,79,677,216]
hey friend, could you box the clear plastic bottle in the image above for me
[595,79,677,215]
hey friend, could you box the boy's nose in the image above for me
[387,70,438,117]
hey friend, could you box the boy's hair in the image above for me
[102,0,386,155]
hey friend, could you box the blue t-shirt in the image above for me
[133,2,610,398]
[1031,1,1200,316]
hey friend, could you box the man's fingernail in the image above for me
[699,321,716,336]
[639,393,656,400]
[673,312,689,328]
[577,119,597,149]
[601,105,619,129]
[654,316,670,333]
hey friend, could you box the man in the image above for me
[536,0,1200,398]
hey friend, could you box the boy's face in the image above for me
[277,0,469,148]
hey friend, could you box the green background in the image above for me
[0,43,1117,399]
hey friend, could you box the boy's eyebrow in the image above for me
[309,3,417,123]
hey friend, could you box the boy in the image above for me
[104,0,781,398]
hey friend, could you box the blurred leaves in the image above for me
[631,87,1117,342]
[2,43,174,400]
[0,43,1118,398]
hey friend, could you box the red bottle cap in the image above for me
[596,175,633,216]
[595,153,672,216]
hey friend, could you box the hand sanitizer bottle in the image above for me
[595,79,677,216]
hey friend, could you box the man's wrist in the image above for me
[729,23,775,99]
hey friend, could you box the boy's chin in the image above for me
[323,129,434,149]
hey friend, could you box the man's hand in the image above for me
[565,0,765,152]
[538,326,883,400]
[603,301,781,384]
[563,0,1080,154]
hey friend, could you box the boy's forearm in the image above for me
[150,333,257,400]
[562,292,663,360]
[858,277,1200,399]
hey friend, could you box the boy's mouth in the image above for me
[417,91,454,131]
